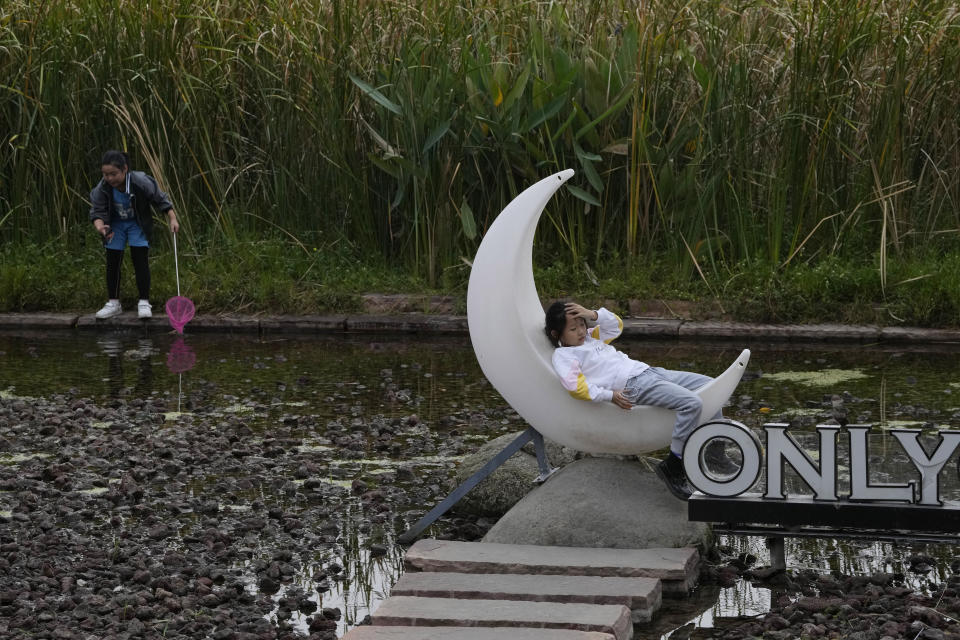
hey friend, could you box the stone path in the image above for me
[389,572,661,622]
[341,628,617,640]
[341,538,700,640]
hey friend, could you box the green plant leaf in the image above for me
[459,198,477,240]
[574,143,602,162]
[391,175,409,208]
[367,153,400,178]
[574,87,632,140]
[422,120,451,155]
[566,184,601,206]
[574,140,603,192]
[349,74,402,116]
[360,118,400,158]
[502,61,530,111]
[522,94,568,132]
[691,59,711,92]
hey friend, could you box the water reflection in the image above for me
[97,335,154,398]
[166,337,197,413]
[250,503,406,636]
[167,337,197,374]
[670,534,959,640]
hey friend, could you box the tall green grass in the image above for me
[1,0,958,292]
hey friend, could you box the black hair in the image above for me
[101,150,130,170]
[544,300,568,348]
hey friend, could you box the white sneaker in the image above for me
[95,300,122,319]
[138,300,152,319]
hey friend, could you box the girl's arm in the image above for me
[88,181,109,223]
[564,302,598,324]
[590,308,623,344]
[167,209,180,233]
[89,182,113,240]
[133,172,176,214]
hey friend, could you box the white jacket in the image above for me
[551,308,648,402]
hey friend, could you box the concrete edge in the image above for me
[1,312,959,344]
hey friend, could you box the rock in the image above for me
[148,524,173,540]
[321,607,341,620]
[794,597,844,613]
[308,616,337,632]
[763,614,790,630]
[483,457,710,549]
[258,577,279,594]
[802,622,827,637]
[746,566,782,581]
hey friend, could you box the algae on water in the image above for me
[879,419,926,430]
[764,369,869,387]
[0,452,51,464]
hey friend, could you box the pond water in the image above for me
[1,329,959,638]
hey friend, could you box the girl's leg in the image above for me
[129,245,150,300]
[125,222,151,301]
[105,249,125,299]
[627,368,710,456]
[658,368,722,421]
[657,368,737,474]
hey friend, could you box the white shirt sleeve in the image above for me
[552,348,614,403]
[587,308,623,344]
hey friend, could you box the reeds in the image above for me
[1,0,958,286]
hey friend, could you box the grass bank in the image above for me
[2,0,959,297]
[2,236,958,327]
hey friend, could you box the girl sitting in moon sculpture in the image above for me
[545,301,735,500]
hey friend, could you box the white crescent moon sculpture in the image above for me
[466,169,751,455]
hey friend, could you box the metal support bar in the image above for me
[531,428,559,483]
[398,427,555,544]
[766,537,786,572]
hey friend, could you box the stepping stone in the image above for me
[342,626,615,639]
[405,538,699,594]
[371,596,633,640]
[390,571,661,622]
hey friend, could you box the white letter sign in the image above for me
[848,426,914,503]
[684,420,762,497]
[764,425,839,501]
[891,429,960,506]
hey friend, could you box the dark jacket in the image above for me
[89,171,174,243]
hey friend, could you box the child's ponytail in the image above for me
[544,300,568,348]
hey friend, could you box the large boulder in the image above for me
[451,431,583,517]
[482,456,712,550]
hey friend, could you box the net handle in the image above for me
[173,231,181,297]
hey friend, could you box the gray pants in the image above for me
[622,367,721,457]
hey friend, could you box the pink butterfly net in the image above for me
[165,232,195,334]
[166,296,195,335]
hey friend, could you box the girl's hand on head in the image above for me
[612,390,632,410]
[564,303,598,322]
